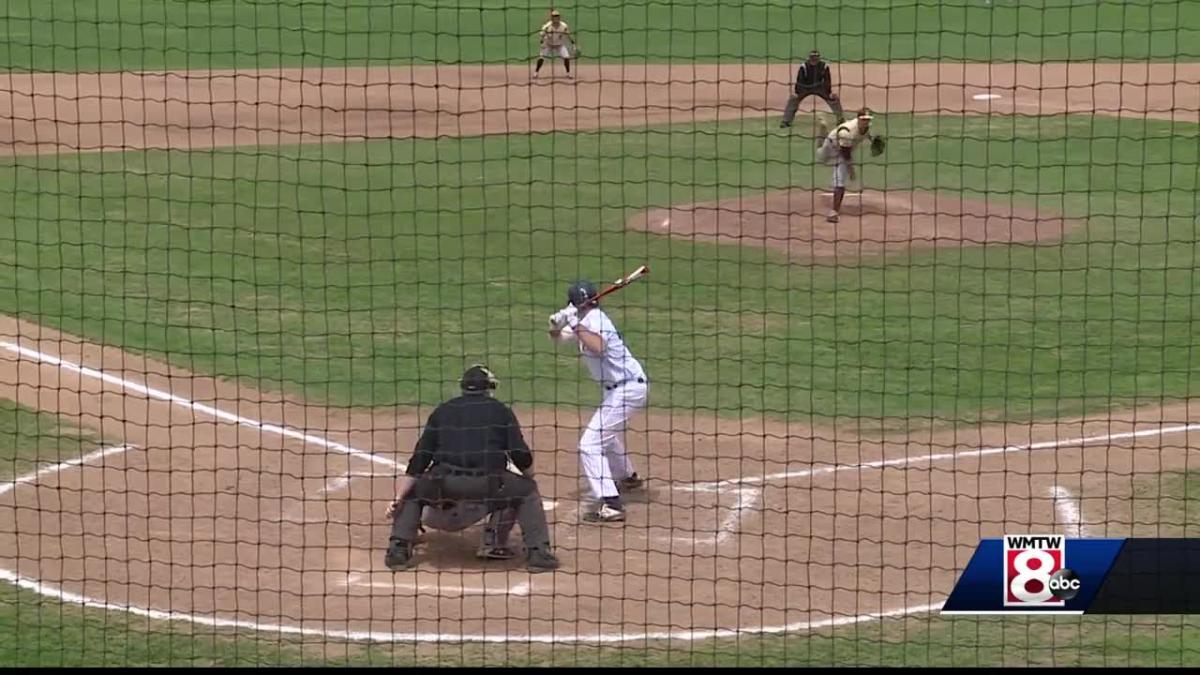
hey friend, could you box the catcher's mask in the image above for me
[461,364,498,394]
[567,279,599,308]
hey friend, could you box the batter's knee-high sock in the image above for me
[535,58,545,73]
[833,186,846,213]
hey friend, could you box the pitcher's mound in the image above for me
[631,189,1076,261]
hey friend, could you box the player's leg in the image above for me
[560,45,572,78]
[603,382,649,491]
[477,505,519,560]
[386,475,439,570]
[820,92,845,122]
[534,47,549,78]
[781,92,806,127]
[578,398,626,522]
[579,413,621,499]
[497,474,560,572]
[828,160,849,222]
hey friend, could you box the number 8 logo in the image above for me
[1010,550,1057,603]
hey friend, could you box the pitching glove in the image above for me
[870,135,886,157]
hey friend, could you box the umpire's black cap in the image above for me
[461,364,498,393]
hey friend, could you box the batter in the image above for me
[548,280,648,523]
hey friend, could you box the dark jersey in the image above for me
[405,394,534,476]
[796,61,832,89]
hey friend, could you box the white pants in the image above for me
[817,138,850,188]
[579,381,648,499]
[540,44,572,59]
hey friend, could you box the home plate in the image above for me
[820,192,861,198]
[973,93,1002,101]
[340,571,531,596]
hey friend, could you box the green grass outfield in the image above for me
[2,401,1200,666]
[1,0,1196,71]
[1,113,1196,423]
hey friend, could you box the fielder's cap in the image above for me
[809,49,821,57]
[857,108,874,120]
[550,9,561,16]
[461,364,498,393]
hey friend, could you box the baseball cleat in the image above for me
[780,121,791,128]
[476,545,518,561]
[583,503,626,523]
[826,210,840,223]
[618,473,645,492]
[526,547,561,573]
[384,539,414,571]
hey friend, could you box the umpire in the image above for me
[383,364,560,573]
[780,49,845,128]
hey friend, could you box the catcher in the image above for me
[815,108,886,223]
[420,487,520,560]
[780,50,845,129]
[533,9,578,80]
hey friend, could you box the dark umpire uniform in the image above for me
[780,49,845,128]
[385,365,560,573]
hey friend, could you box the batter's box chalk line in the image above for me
[663,482,763,546]
[1,337,1198,642]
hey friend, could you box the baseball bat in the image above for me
[583,264,649,307]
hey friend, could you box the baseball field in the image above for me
[1,0,1199,666]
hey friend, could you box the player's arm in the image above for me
[386,408,438,514]
[502,406,535,476]
[572,319,605,355]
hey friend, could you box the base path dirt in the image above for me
[2,317,1199,643]
[0,62,1195,155]
[630,188,1076,261]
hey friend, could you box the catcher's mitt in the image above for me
[870,135,886,156]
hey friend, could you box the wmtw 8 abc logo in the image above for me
[1003,535,1081,607]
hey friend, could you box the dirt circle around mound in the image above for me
[630,188,1076,262]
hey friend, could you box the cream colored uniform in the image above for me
[817,119,869,188]
[539,20,574,59]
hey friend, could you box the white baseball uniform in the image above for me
[573,307,647,500]
[539,20,573,59]
[817,119,869,188]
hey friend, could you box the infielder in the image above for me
[547,280,647,523]
[815,108,885,223]
[780,50,844,129]
[534,10,578,80]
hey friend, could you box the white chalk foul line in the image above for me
[705,423,1200,490]
[0,444,133,498]
[0,338,1194,642]
[1050,485,1084,538]
[0,339,398,470]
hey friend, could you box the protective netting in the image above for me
[0,0,1198,667]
